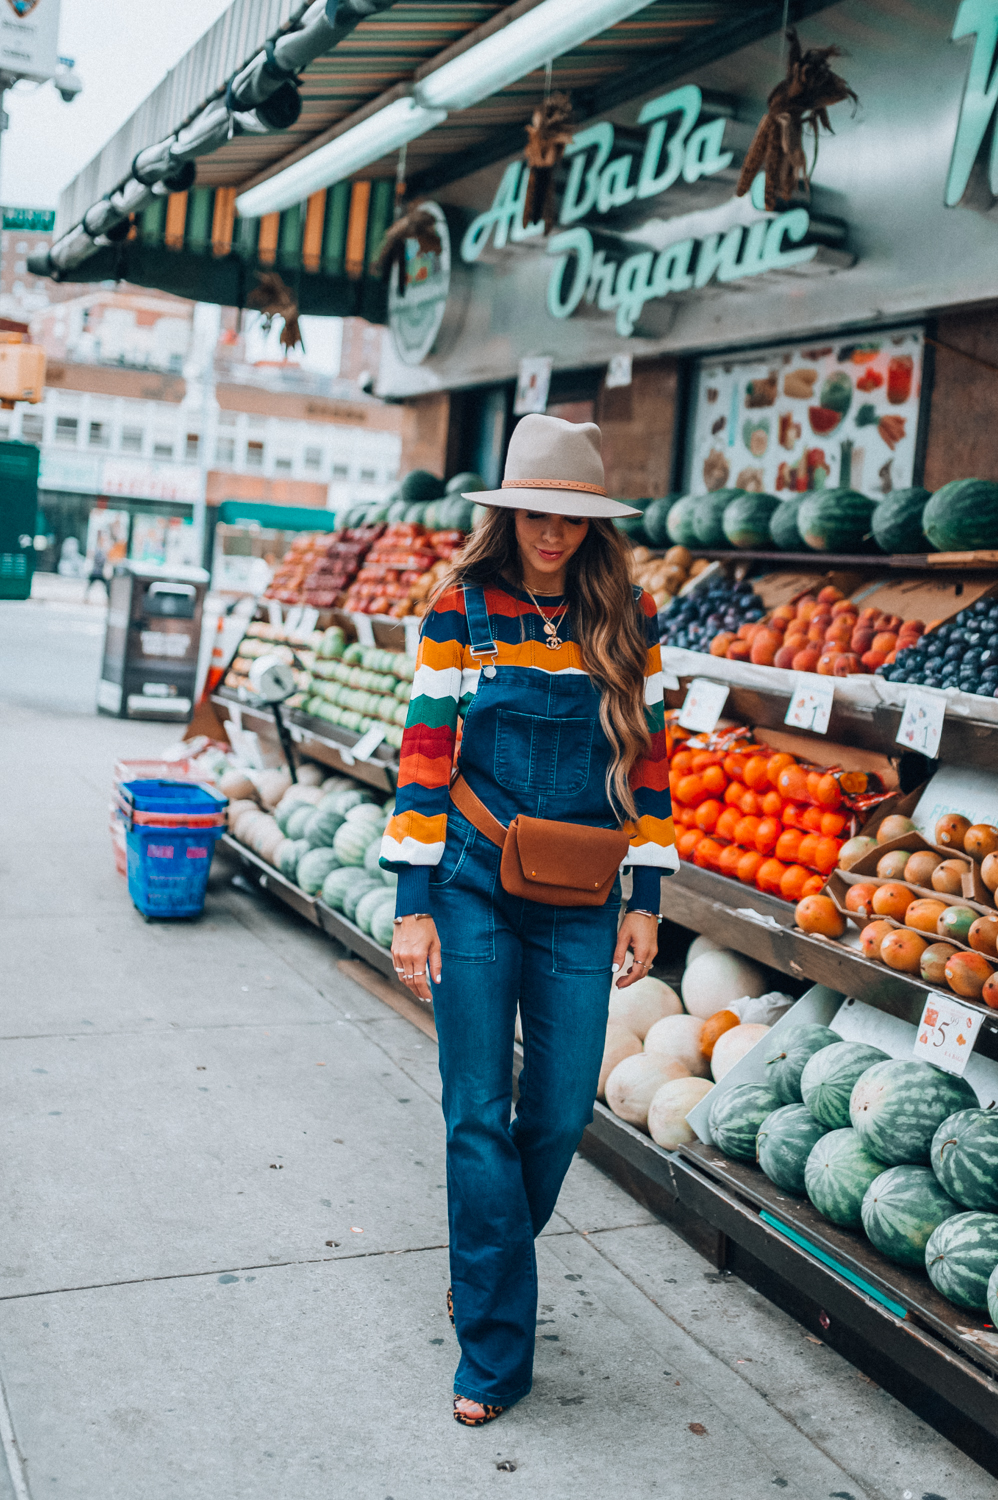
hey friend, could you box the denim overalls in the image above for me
[429,585,622,1409]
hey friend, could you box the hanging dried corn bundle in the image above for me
[248,271,303,352]
[735,28,858,211]
[522,90,574,231]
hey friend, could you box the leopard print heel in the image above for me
[446,1287,455,1328]
[453,1397,505,1427]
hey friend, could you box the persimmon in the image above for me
[801,874,826,897]
[736,848,765,884]
[756,857,788,894]
[761,789,784,818]
[871,882,916,919]
[776,763,809,802]
[710,632,736,656]
[881,929,928,973]
[695,798,723,833]
[743,755,772,790]
[795,894,846,937]
[678,829,702,859]
[701,764,727,796]
[791,647,822,673]
[780,863,811,901]
[820,810,848,838]
[859,918,894,958]
[754,817,782,854]
[717,843,744,879]
[715,806,741,842]
[733,815,761,846]
[726,640,751,662]
[845,882,879,918]
[738,787,763,816]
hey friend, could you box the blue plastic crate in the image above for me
[120,778,227,820]
[126,821,225,918]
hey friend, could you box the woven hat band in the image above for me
[501,478,608,497]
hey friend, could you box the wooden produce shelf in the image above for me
[683,548,998,575]
[220,833,321,927]
[667,863,998,1054]
[211,692,397,794]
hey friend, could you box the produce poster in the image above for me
[687,326,924,501]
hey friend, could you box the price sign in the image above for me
[678,677,729,733]
[266,600,283,627]
[340,722,387,767]
[403,617,421,659]
[784,674,835,735]
[297,606,320,635]
[913,992,980,1076]
[353,613,375,646]
[896,689,947,759]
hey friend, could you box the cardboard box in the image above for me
[848,573,995,626]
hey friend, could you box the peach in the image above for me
[791,647,821,673]
[710,632,736,656]
[833,653,863,676]
[773,645,798,670]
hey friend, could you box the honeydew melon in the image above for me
[607,975,682,1039]
[647,1077,714,1149]
[710,1022,770,1081]
[681,950,767,1020]
[605,1053,690,1131]
[643,1014,710,1078]
[598,1021,642,1100]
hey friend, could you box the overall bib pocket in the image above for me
[494,709,594,796]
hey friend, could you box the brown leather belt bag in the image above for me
[450,774,630,908]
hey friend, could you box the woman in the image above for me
[381,414,677,1426]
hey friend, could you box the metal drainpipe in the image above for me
[181,302,221,573]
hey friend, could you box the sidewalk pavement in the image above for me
[1,696,995,1500]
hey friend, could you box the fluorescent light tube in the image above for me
[416,0,655,111]
[235,97,447,217]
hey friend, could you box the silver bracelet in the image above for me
[393,913,432,924]
[628,909,662,923]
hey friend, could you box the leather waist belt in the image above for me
[449,774,629,908]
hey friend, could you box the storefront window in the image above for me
[55,416,78,445]
[120,427,143,452]
[246,441,264,469]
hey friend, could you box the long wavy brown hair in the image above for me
[435,508,651,819]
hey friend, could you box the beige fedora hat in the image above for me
[465,413,642,518]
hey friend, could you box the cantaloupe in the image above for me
[643,1014,710,1078]
[687,934,723,964]
[226,797,257,829]
[647,1077,714,1149]
[607,975,682,1039]
[711,1022,771,1081]
[681,950,767,1019]
[255,767,292,809]
[598,1021,642,1100]
[219,769,258,802]
[605,1053,690,1130]
[296,763,324,786]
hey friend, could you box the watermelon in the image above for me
[423,500,443,531]
[328,787,377,815]
[988,1262,998,1326]
[303,805,346,849]
[922,479,998,552]
[665,495,700,548]
[403,502,428,524]
[386,498,408,523]
[355,886,395,935]
[850,1060,978,1165]
[804,1127,885,1228]
[762,1024,840,1106]
[924,1211,998,1309]
[333,817,379,866]
[296,847,341,895]
[643,497,677,548]
[692,489,743,549]
[861,1165,960,1268]
[343,875,383,922]
[756,1104,827,1195]
[769,496,807,551]
[871,488,931,554]
[798,489,877,552]
[446,470,486,494]
[614,503,651,543]
[399,469,445,504]
[278,837,310,881]
[285,804,313,841]
[370,901,396,948]
[800,1042,890,1130]
[708,1082,782,1161]
[320,866,356,910]
[722,492,780,549]
[439,495,475,531]
[930,1109,998,1210]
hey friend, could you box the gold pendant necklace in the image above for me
[524,585,569,650]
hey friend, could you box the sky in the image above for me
[1,0,233,211]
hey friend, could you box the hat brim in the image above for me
[464,488,642,519]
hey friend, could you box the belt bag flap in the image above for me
[509,815,630,893]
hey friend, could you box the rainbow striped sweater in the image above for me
[381,581,677,916]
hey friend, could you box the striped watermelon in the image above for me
[723,493,780,549]
[342,875,384,922]
[924,1211,998,1309]
[922,479,998,552]
[763,1024,840,1106]
[849,1060,978,1165]
[296,847,341,895]
[798,489,877,553]
[370,901,396,948]
[709,1082,782,1161]
[988,1263,998,1327]
[930,1109,998,1210]
[692,489,743,548]
[320,866,356,911]
[769,496,807,551]
[665,495,700,548]
[861,1165,959,1268]
[756,1104,827,1194]
[871,488,931,554]
[333,818,379,867]
[805,1128,885,1228]
[800,1042,890,1130]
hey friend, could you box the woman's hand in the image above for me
[612,912,659,989]
[391,915,442,1003]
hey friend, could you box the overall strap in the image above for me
[463,584,498,660]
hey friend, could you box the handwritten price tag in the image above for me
[913,991,980,1076]
[784,674,835,735]
[678,677,729,733]
[896,689,946,759]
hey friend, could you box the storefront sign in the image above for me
[946,0,998,209]
[0,0,60,81]
[387,202,451,366]
[461,85,820,337]
[100,457,202,504]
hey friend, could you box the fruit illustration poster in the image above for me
[687,327,924,500]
